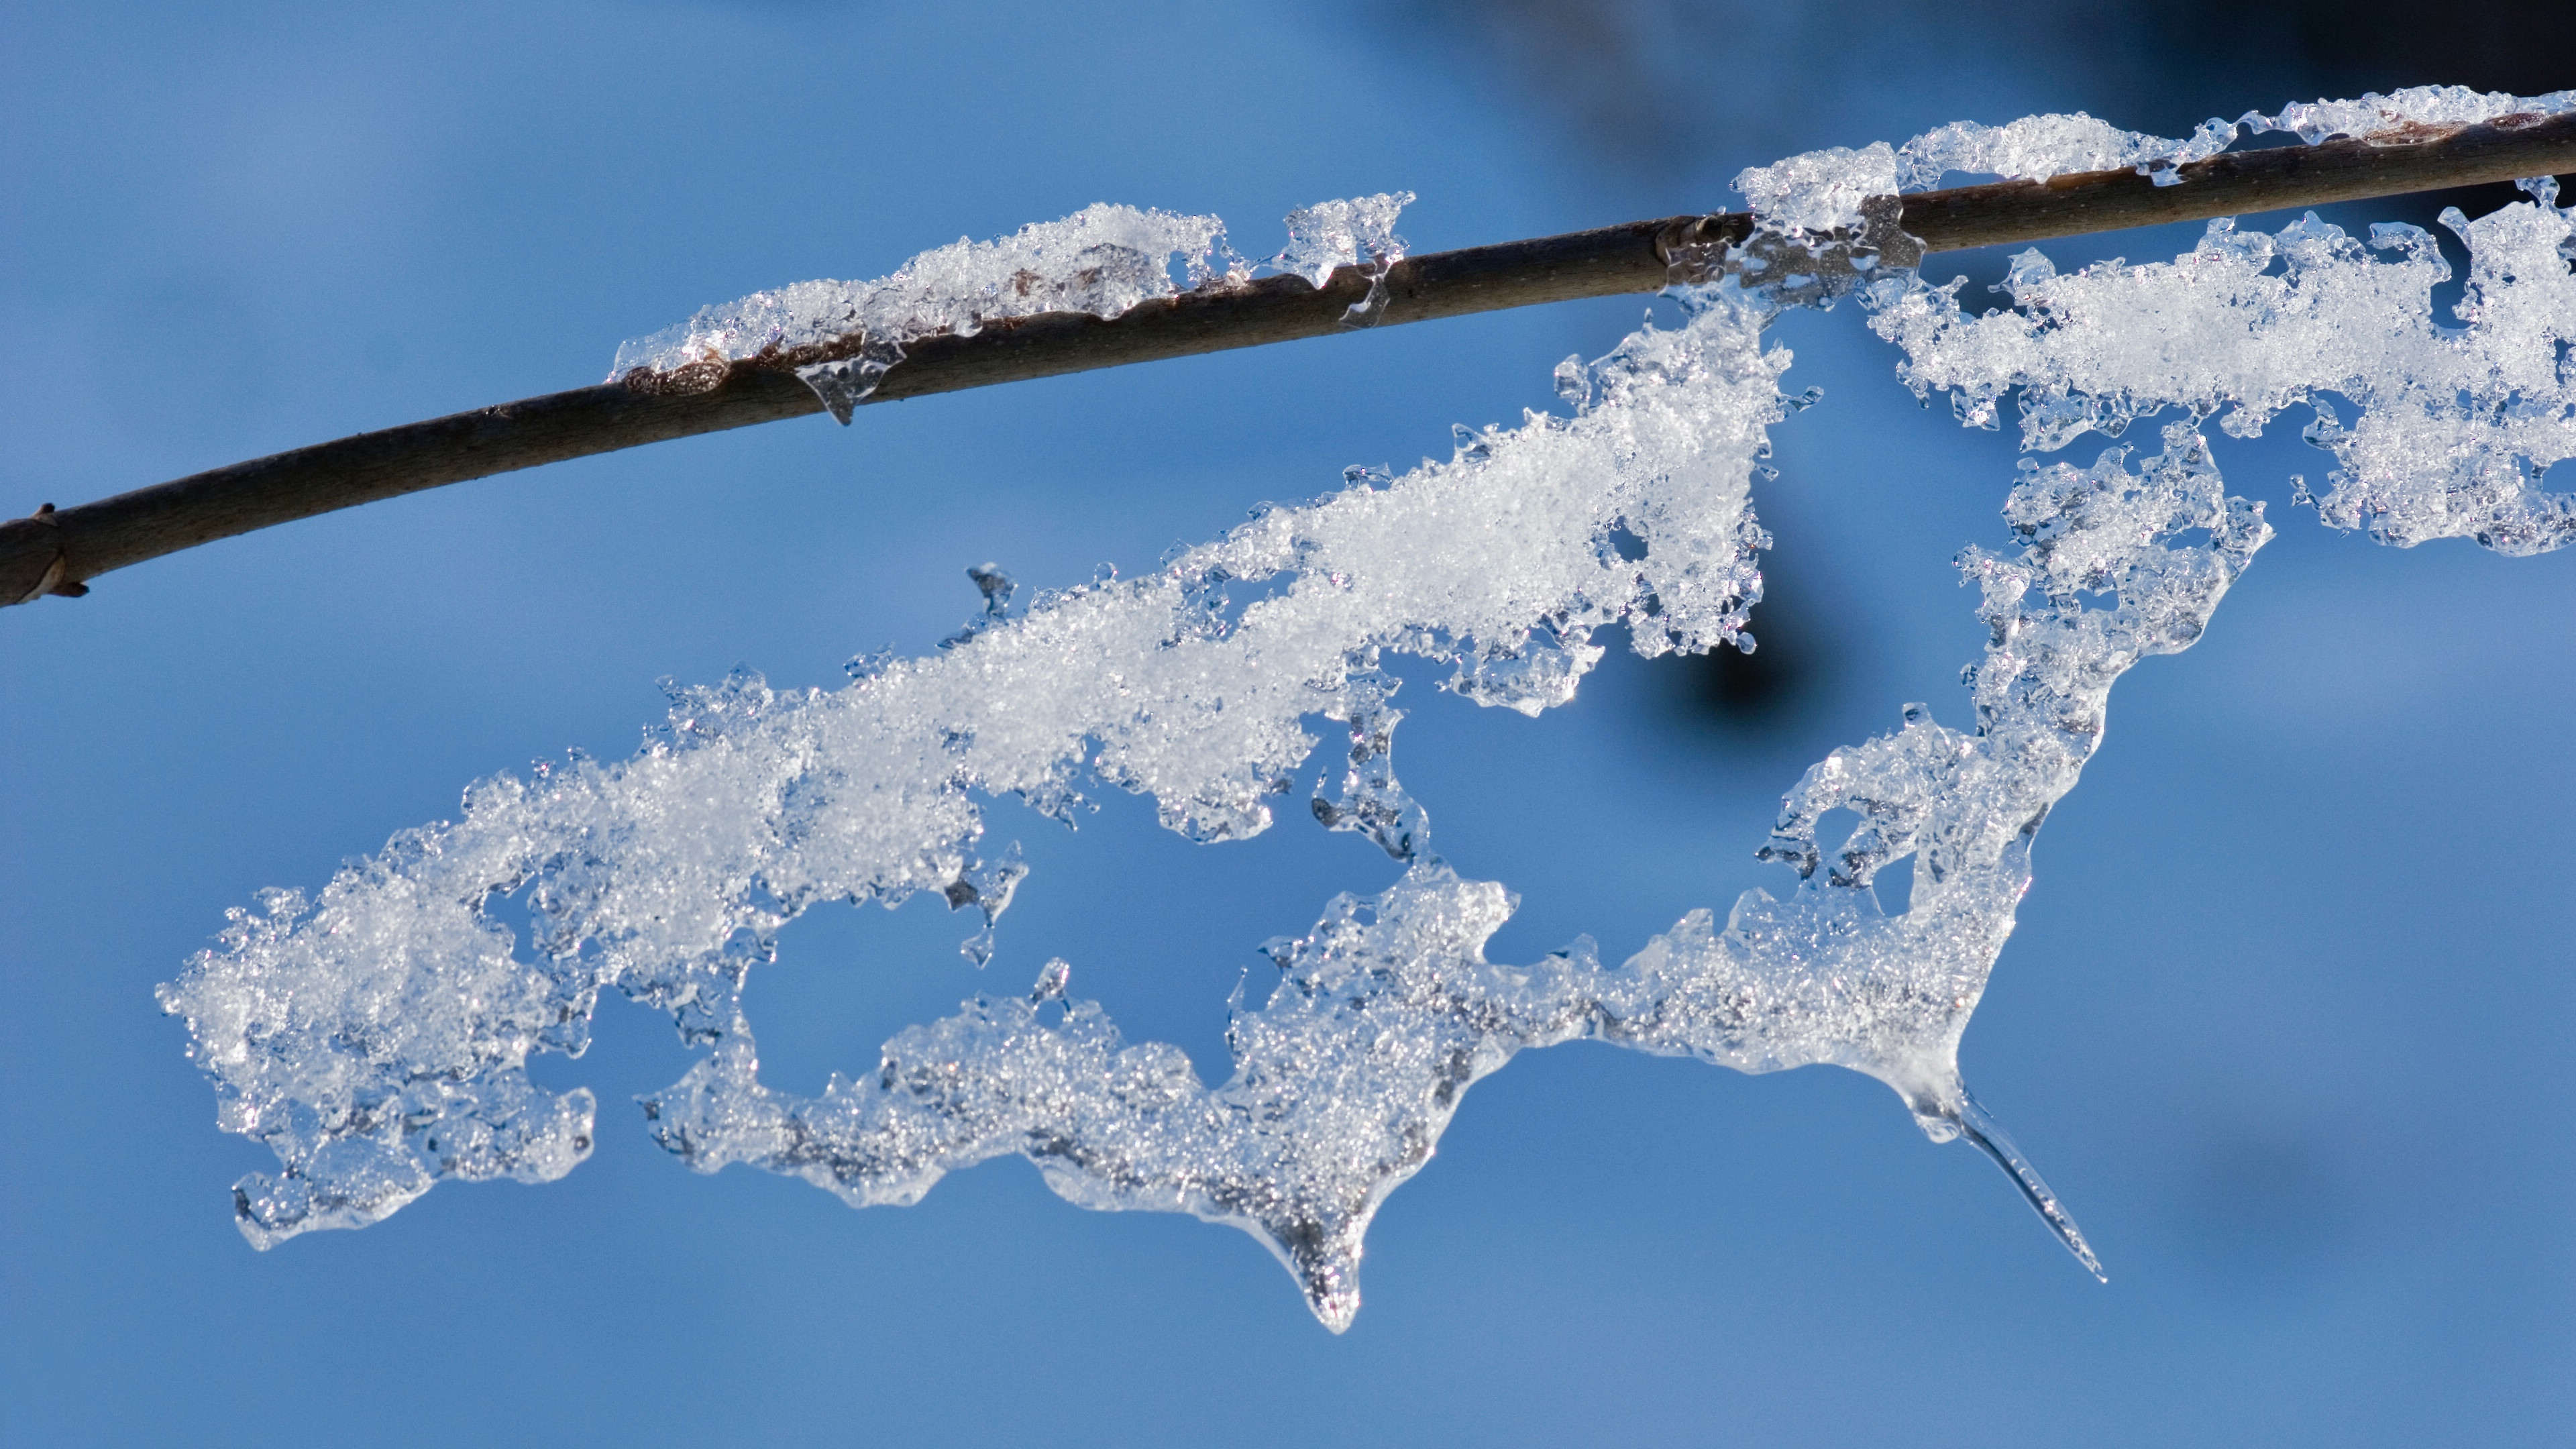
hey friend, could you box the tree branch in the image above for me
[10,110,2575,608]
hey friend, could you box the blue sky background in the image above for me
[3,3,2571,1444]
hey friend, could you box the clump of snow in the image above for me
[1898,112,2238,189]
[614,193,1419,421]
[1733,142,1905,236]
[1735,111,2240,237]
[1738,85,2576,249]
[614,203,1230,421]
[1867,186,2576,553]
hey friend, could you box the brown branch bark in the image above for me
[9,110,2575,608]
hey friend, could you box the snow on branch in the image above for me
[7,92,2576,605]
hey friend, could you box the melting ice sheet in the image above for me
[163,91,2576,1329]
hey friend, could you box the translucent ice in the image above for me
[1276,191,1414,322]
[2245,85,2576,146]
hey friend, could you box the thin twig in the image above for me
[9,111,2575,608]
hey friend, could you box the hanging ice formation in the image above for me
[162,87,2576,1330]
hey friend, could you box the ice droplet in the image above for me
[1029,959,1071,1004]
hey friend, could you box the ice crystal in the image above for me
[161,89,2576,1328]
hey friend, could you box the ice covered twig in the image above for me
[9,108,2575,606]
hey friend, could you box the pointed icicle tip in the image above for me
[1946,1087,2107,1283]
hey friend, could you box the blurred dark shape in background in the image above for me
[2170,1127,2353,1289]
[1656,544,1835,737]
[1372,0,2573,741]
[1380,0,2575,178]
